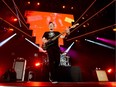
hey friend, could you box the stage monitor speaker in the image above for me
[58,66,82,82]
[13,58,27,81]
[96,70,109,81]
[70,66,82,82]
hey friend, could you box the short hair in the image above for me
[49,22,55,26]
[49,21,53,24]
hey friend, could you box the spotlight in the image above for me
[0,33,17,47]
[83,25,86,27]
[113,28,116,32]
[82,17,85,19]
[13,18,18,22]
[107,68,112,73]
[25,38,46,53]
[71,7,74,9]
[75,40,78,42]
[96,37,116,46]
[37,2,40,6]
[85,39,115,50]
[35,62,41,67]
[27,1,30,4]
[62,5,65,8]
[9,28,14,31]
[34,53,38,57]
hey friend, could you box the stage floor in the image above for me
[0,82,116,87]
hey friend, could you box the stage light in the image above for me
[82,17,85,19]
[87,23,89,26]
[77,30,79,32]
[85,39,115,50]
[83,25,86,27]
[96,67,101,70]
[62,5,65,8]
[107,68,112,73]
[37,2,40,6]
[27,1,30,4]
[0,33,17,47]
[9,28,14,31]
[113,28,116,31]
[25,38,46,53]
[64,42,74,53]
[75,40,78,42]
[71,7,74,9]
[13,18,18,22]
[96,37,116,46]
[35,62,41,67]
[34,53,38,57]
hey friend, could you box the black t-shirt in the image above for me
[42,31,60,47]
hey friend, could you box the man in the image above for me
[42,22,70,83]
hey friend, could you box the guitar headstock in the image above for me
[61,23,79,35]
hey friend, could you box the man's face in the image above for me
[49,23,55,31]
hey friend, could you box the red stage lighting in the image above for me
[37,2,40,6]
[71,7,74,9]
[27,1,30,5]
[113,28,116,31]
[35,62,41,67]
[62,5,65,8]
[13,18,18,22]
[107,68,112,73]
[9,28,14,31]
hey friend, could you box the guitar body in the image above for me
[42,40,54,50]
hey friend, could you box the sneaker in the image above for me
[49,78,58,84]
[51,81,58,84]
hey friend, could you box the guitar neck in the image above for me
[50,23,78,41]
[51,32,64,41]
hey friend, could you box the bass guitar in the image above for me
[42,23,78,50]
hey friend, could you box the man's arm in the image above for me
[42,37,48,43]
[60,28,70,39]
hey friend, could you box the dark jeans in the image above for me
[47,46,60,81]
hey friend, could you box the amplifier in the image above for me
[13,57,27,81]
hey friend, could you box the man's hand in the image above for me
[42,37,48,43]
[65,28,70,35]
